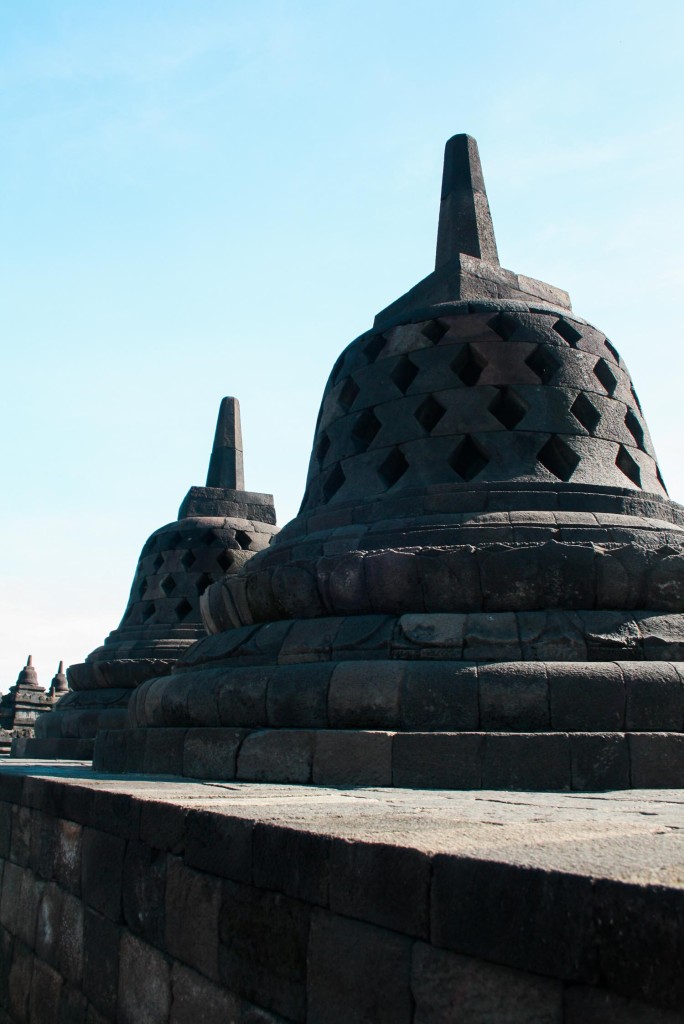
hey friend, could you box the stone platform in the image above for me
[1,761,684,1022]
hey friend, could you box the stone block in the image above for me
[313,730,393,786]
[0,804,10,860]
[28,810,55,882]
[58,890,84,985]
[10,806,31,867]
[219,880,310,1021]
[57,984,88,1024]
[431,855,594,980]
[396,613,466,652]
[571,733,630,791]
[518,611,587,661]
[81,828,125,921]
[411,942,563,1024]
[328,661,402,729]
[92,730,126,773]
[183,728,245,781]
[629,734,684,787]
[8,941,32,1024]
[549,663,625,730]
[89,788,139,839]
[393,733,483,788]
[479,545,542,610]
[0,862,22,935]
[166,857,222,981]
[333,614,395,657]
[35,881,62,968]
[16,867,43,949]
[622,663,684,730]
[0,926,12,1011]
[564,984,684,1023]
[253,823,329,906]
[170,962,262,1024]
[271,564,324,619]
[307,910,412,1024]
[329,839,430,937]
[28,958,63,1024]
[117,933,171,1024]
[580,611,641,661]
[266,664,332,728]
[122,840,167,947]
[479,663,549,730]
[237,730,314,784]
[83,908,119,1020]
[143,727,187,774]
[482,733,571,790]
[185,810,252,884]
[639,614,684,660]
[217,667,269,727]
[417,548,482,612]
[464,612,521,660]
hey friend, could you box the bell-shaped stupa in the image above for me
[28,397,278,759]
[97,136,684,790]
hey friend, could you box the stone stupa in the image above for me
[96,135,684,789]
[26,397,278,760]
[0,657,61,754]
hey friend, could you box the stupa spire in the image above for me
[435,134,499,268]
[206,397,245,490]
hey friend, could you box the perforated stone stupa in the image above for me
[26,398,277,760]
[97,135,684,789]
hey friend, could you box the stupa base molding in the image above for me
[94,725,684,790]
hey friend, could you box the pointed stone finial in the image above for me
[206,397,245,491]
[15,655,40,690]
[50,661,69,695]
[435,134,499,268]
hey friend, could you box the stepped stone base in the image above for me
[1,761,684,1023]
[94,726,684,790]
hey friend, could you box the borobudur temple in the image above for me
[95,134,684,790]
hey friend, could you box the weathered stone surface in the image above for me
[307,910,412,1024]
[165,858,221,981]
[412,942,563,1024]
[118,933,171,1024]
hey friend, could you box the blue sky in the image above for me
[1,0,683,690]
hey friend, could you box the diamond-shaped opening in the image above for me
[196,572,213,595]
[553,319,582,346]
[625,410,645,450]
[315,432,331,465]
[200,529,216,547]
[390,355,419,395]
[616,445,642,487]
[421,319,449,344]
[488,387,528,429]
[180,549,196,570]
[153,553,164,572]
[451,344,487,386]
[414,395,446,433]
[571,393,601,434]
[161,575,177,597]
[217,549,236,572]
[525,345,561,384]
[175,598,193,621]
[322,463,345,502]
[338,376,360,412]
[537,436,580,482]
[593,358,618,396]
[364,333,386,363]
[234,530,253,550]
[657,465,668,493]
[141,602,156,623]
[630,384,643,414]
[449,436,489,481]
[487,312,518,341]
[351,409,381,452]
[604,339,620,363]
[378,447,409,488]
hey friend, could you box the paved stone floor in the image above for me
[3,759,684,888]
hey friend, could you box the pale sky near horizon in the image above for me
[1,0,683,691]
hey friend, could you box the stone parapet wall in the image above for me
[0,767,684,1022]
